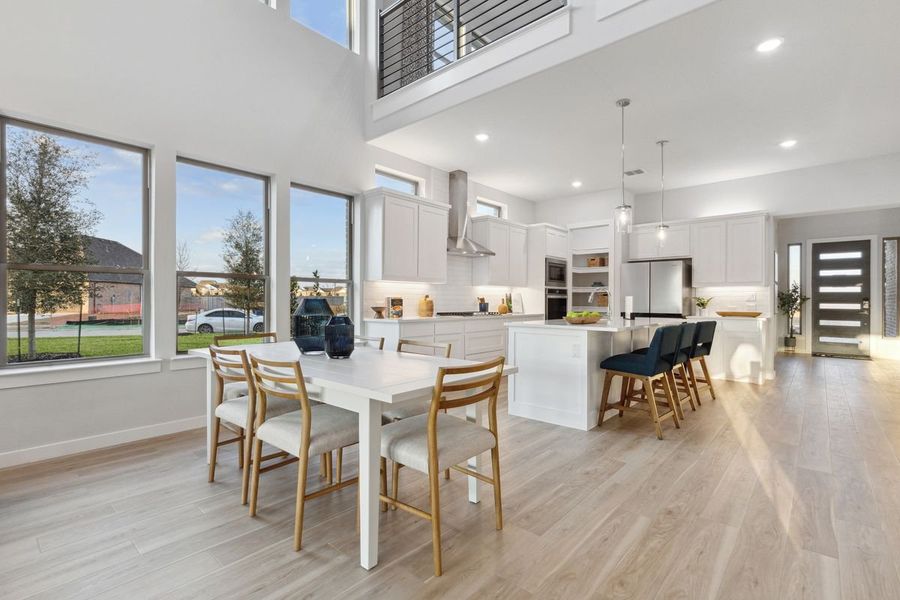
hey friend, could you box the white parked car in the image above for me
[184,308,265,334]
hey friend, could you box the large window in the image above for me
[1,118,148,366]
[375,169,418,196]
[175,160,268,353]
[885,237,899,338]
[291,0,351,49]
[788,243,802,334]
[290,185,351,333]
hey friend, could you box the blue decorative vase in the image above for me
[292,297,334,354]
[324,316,354,359]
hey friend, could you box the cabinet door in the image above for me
[691,220,727,285]
[629,226,660,260]
[723,332,763,383]
[382,196,419,281]
[488,221,510,285]
[727,216,766,285]
[435,333,465,359]
[658,224,691,258]
[417,204,448,283]
[508,226,528,287]
[547,230,568,258]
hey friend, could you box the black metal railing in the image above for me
[378,0,567,97]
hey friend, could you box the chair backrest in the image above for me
[429,356,505,439]
[209,345,254,408]
[643,325,682,366]
[214,331,278,346]
[397,338,452,358]
[692,320,717,357]
[249,355,309,425]
[674,322,697,365]
[355,335,385,350]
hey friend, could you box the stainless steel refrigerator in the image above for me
[620,260,692,318]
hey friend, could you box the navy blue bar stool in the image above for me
[685,320,718,403]
[597,325,682,439]
[666,322,699,417]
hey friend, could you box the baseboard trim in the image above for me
[0,415,205,469]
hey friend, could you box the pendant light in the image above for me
[656,139,669,246]
[613,98,633,233]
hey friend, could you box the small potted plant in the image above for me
[777,282,809,349]
[693,296,713,317]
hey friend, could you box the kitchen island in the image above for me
[505,319,657,430]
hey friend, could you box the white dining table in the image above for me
[188,342,517,570]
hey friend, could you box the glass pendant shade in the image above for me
[656,223,669,246]
[615,204,633,233]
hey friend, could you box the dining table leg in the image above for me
[358,398,383,569]
[466,401,484,504]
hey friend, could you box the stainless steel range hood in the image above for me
[447,170,495,257]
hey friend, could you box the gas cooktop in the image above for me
[435,311,502,317]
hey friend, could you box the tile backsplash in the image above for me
[363,256,521,315]
[693,286,772,316]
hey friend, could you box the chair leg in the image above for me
[428,466,443,577]
[598,371,614,427]
[666,372,686,421]
[661,375,680,429]
[617,376,629,418]
[320,453,327,478]
[240,426,253,505]
[700,357,717,400]
[248,437,264,516]
[325,452,333,485]
[686,359,702,406]
[679,364,697,411]
[644,377,664,440]
[490,446,503,530]
[336,448,343,484]
[293,451,310,551]
[237,431,244,469]
[208,418,221,483]
[391,462,400,511]
[380,457,388,513]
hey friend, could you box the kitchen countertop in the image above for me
[506,318,659,333]
[364,313,543,323]
[685,315,770,321]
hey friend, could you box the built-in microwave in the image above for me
[545,258,567,288]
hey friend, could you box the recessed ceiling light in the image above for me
[475,133,490,142]
[571,180,583,189]
[756,37,783,53]
[779,139,798,148]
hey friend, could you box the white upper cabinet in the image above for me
[570,223,610,252]
[691,215,767,286]
[726,216,766,284]
[547,228,568,258]
[472,216,528,287]
[628,223,691,260]
[417,204,449,283]
[364,188,450,283]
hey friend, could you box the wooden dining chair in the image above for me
[380,356,505,576]
[396,338,452,358]
[248,355,360,551]
[355,335,385,350]
[212,331,278,401]
[208,345,297,504]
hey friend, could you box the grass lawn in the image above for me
[6,333,220,360]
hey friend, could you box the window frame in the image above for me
[787,242,803,335]
[289,183,353,327]
[0,116,151,369]
[374,168,419,196]
[175,157,270,353]
[884,236,899,339]
[476,197,506,219]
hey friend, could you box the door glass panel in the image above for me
[819,303,861,310]
[819,252,863,260]
[818,336,860,344]
[885,238,898,338]
[819,319,862,327]
[819,286,862,293]
[819,269,862,276]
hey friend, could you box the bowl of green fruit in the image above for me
[564,311,602,325]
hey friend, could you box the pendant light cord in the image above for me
[621,103,626,205]
[658,140,667,225]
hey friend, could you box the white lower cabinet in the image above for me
[685,317,770,384]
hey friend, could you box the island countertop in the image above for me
[505,318,659,333]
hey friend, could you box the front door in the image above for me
[811,239,871,357]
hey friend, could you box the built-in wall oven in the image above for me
[545,288,568,320]
[545,258,567,288]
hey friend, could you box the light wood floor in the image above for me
[3,354,900,599]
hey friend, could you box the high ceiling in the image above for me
[370,0,900,201]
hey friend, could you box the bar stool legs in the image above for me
[598,371,680,440]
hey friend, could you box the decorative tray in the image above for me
[715,311,762,318]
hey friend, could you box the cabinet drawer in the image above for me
[464,319,505,333]
[398,335,438,355]
[434,321,464,335]
[466,331,505,354]
[399,322,435,338]
[435,333,464,358]
[466,350,505,363]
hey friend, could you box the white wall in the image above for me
[776,207,900,359]
[534,188,629,228]
[633,152,900,223]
